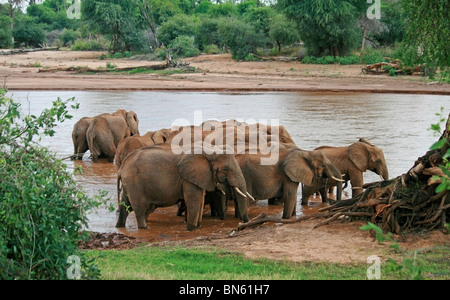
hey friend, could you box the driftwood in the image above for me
[0,47,59,55]
[362,57,424,76]
[237,114,450,234]
[38,53,192,73]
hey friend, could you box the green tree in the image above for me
[82,0,140,52]
[269,14,299,53]
[402,0,449,76]
[158,13,196,45]
[218,17,265,60]
[13,14,45,47]
[0,15,13,48]
[0,89,102,279]
[278,0,360,56]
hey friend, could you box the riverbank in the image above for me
[1,51,449,94]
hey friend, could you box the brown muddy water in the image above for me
[7,91,450,241]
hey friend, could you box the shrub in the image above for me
[360,47,388,64]
[203,44,220,54]
[61,29,78,47]
[168,35,200,58]
[218,18,265,60]
[72,38,107,51]
[0,90,103,279]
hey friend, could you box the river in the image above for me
[7,91,449,239]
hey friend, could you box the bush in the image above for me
[218,18,265,60]
[301,55,360,65]
[13,15,45,48]
[0,16,13,49]
[158,14,197,45]
[168,35,200,58]
[203,44,221,54]
[360,47,388,64]
[61,29,78,47]
[72,38,107,51]
[0,89,103,279]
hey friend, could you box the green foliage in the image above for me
[0,89,103,279]
[158,14,197,46]
[429,108,450,194]
[268,14,299,53]
[402,0,450,77]
[302,55,360,65]
[60,29,78,46]
[0,15,12,48]
[278,0,361,56]
[360,47,389,64]
[13,15,46,48]
[218,17,266,60]
[81,0,141,53]
[360,222,400,252]
[72,38,108,51]
[168,35,200,58]
[195,17,220,51]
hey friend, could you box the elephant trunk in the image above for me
[227,172,250,223]
[380,165,389,181]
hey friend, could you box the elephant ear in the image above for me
[283,150,314,186]
[125,111,140,135]
[178,154,215,192]
[349,142,370,172]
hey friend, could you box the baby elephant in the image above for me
[302,138,389,205]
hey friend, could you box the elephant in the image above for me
[72,117,95,160]
[116,143,251,231]
[71,113,109,160]
[233,143,343,219]
[86,109,140,162]
[114,128,172,168]
[301,138,389,205]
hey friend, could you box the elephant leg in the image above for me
[282,182,298,219]
[115,204,129,228]
[183,182,205,231]
[349,170,364,198]
[301,184,314,206]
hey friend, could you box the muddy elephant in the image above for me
[114,128,172,168]
[86,109,140,162]
[234,143,343,219]
[116,144,251,231]
[302,138,389,205]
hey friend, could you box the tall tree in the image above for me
[402,0,449,75]
[278,0,360,56]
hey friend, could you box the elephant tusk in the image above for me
[246,192,256,203]
[234,186,247,198]
[216,183,226,195]
[331,175,346,183]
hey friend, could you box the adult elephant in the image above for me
[116,144,251,231]
[234,143,343,219]
[114,128,172,168]
[302,138,389,205]
[86,109,140,162]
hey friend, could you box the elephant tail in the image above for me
[87,128,100,162]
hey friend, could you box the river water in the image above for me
[7,91,450,239]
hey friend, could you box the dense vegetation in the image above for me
[0,0,448,75]
[0,90,103,279]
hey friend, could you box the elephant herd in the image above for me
[72,110,389,231]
